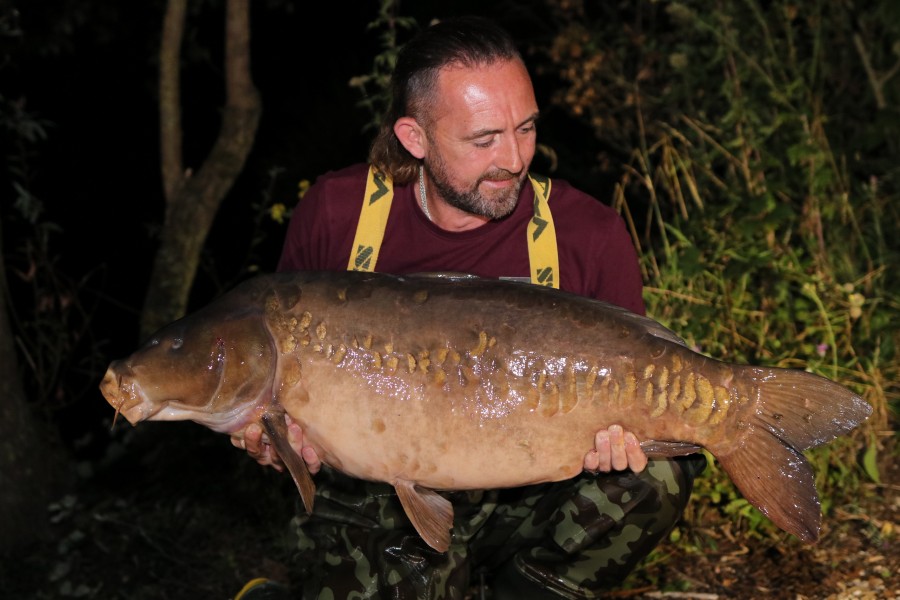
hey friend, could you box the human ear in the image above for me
[394,117,426,159]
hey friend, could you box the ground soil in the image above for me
[3,422,897,599]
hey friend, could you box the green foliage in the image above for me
[537,0,899,543]
[349,0,419,132]
[1,92,108,415]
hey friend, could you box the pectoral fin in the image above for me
[394,479,454,553]
[261,412,316,515]
[639,440,704,457]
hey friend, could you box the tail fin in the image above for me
[715,367,871,543]
[748,367,872,450]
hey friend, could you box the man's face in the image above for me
[423,59,539,220]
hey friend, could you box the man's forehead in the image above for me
[432,60,537,130]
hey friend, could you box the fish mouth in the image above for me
[99,365,162,426]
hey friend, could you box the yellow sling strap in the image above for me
[348,166,559,288]
[348,166,394,272]
[525,172,559,288]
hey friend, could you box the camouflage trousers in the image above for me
[289,455,707,599]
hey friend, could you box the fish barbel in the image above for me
[99,271,871,551]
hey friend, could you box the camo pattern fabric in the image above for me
[290,455,707,599]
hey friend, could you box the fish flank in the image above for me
[434,348,449,365]
[685,376,716,425]
[621,373,637,408]
[670,375,682,406]
[651,388,667,418]
[100,271,873,552]
[642,381,654,408]
[708,387,732,426]
[282,359,302,387]
[561,365,577,414]
[543,382,560,417]
[678,372,697,413]
[332,344,347,365]
[470,331,488,356]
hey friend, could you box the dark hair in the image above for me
[367,16,524,184]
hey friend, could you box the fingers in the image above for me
[286,413,322,474]
[587,429,611,472]
[583,449,601,472]
[234,422,284,471]
[233,415,323,474]
[624,430,648,472]
[607,424,628,471]
[584,425,648,473]
[243,423,263,456]
[301,446,322,475]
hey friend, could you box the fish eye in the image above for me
[171,338,184,350]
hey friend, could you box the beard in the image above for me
[425,154,526,220]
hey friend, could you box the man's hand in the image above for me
[230,414,322,475]
[583,424,648,473]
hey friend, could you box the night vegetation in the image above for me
[1,0,896,597]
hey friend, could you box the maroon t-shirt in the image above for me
[277,163,645,315]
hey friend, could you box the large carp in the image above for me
[99,271,871,552]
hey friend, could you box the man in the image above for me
[233,15,706,599]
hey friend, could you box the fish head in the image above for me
[99,298,276,433]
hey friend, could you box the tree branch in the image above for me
[159,0,186,203]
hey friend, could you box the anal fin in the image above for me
[640,440,704,457]
[394,479,454,553]
[261,412,316,515]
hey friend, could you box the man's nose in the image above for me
[495,135,525,174]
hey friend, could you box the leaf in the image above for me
[862,436,881,484]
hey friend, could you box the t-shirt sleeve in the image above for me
[595,219,646,316]
[276,166,365,273]
[276,183,323,272]
[554,181,646,315]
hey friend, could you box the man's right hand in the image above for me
[230,414,322,475]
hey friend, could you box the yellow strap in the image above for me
[234,578,271,600]
[527,173,559,288]
[347,166,394,271]
[349,167,559,287]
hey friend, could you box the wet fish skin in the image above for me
[99,271,872,552]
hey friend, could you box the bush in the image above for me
[536,0,899,538]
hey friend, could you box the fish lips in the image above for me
[100,363,160,426]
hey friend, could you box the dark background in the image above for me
[4,3,896,598]
[5,0,609,454]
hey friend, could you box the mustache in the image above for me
[480,169,520,183]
